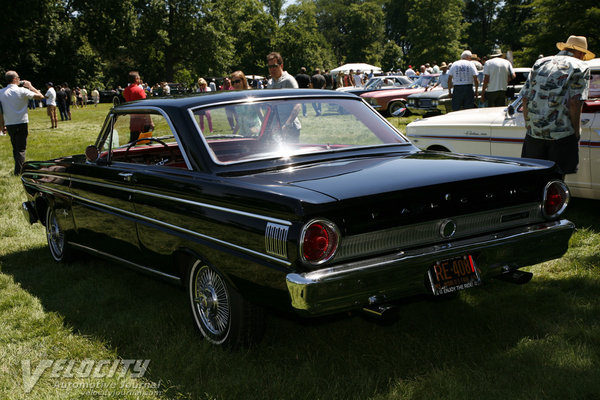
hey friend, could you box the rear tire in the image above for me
[45,207,74,262]
[187,259,265,348]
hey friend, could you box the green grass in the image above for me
[1,104,600,399]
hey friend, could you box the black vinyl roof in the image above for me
[114,89,359,111]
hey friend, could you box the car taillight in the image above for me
[542,180,570,219]
[300,219,339,265]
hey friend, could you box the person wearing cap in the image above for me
[481,45,516,107]
[430,62,449,90]
[0,71,44,175]
[520,35,595,177]
[448,50,479,111]
[45,82,58,129]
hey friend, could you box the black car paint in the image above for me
[21,90,572,316]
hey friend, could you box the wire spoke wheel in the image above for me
[193,264,230,337]
[187,259,266,347]
[46,207,67,261]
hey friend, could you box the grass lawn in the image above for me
[1,103,599,399]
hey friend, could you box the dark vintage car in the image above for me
[20,89,575,347]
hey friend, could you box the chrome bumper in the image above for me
[407,104,448,115]
[286,220,574,316]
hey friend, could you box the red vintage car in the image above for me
[361,74,440,116]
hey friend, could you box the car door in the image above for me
[68,113,143,264]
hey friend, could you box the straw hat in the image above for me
[556,35,595,60]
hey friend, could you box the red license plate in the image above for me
[428,255,481,295]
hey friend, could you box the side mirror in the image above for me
[506,104,515,117]
[85,145,99,162]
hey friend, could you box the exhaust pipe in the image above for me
[497,269,533,284]
[362,296,399,322]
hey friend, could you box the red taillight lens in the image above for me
[301,220,339,264]
[543,181,569,218]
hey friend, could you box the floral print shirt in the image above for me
[520,50,590,140]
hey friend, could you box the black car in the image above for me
[21,89,574,347]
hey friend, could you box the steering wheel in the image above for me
[124,137,175,165]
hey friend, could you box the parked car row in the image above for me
[406,68,531,116]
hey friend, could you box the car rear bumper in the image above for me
[286,219,574,316]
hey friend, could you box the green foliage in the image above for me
[406,0,465,67]
[518,0,600,66]
[381,41,404,72]
[0,0,596,88]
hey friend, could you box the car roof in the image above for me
[113,89,358,111]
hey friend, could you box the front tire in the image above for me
[187,259,265,347]
[388,101,408,117]
[45,207,74,262]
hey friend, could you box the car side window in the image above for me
[105,112,188,169]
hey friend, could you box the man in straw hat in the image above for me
[481,45,516,107]
[520,35,595,177]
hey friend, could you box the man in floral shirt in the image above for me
[520,35,595,176]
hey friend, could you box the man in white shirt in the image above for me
[0,71,44,174]
[45,82,58,129]
[482,46,516,107]
[448,50,479,111]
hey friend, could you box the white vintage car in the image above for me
[406,58,600,200]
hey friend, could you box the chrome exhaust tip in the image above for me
[497,269,533,284]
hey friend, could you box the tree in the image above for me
[463,0,501,58]
[518,0,600,66]
[383,0,411,63]
[316,0,386,66]
[406,0,465,67]
[277,1,335,73]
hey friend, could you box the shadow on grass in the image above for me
[3,242,600,400]
[563,197,600,232]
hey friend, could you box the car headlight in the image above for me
[408,99,415,105]
[300,219,340,266]
[367,98,378,106]
[542,180,569,219]
[432,100,438,106]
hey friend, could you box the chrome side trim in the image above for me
[69,242,182,282]
[22,174,292,226]
[333,203,542,262]
[23,179,292,266]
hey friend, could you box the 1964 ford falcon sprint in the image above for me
[21,89,575,347]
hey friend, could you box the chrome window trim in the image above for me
[22,178,292,267]
[187,96,410,166]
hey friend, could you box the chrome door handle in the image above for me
[118,172,133,182]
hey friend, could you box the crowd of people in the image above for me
[0,35,595,179]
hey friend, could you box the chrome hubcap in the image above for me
[193,265,230,336]
[47,212,64,256]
